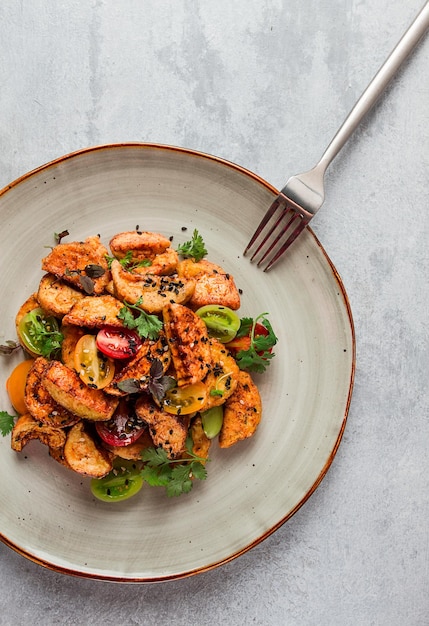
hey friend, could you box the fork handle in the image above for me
[317,1,429,172]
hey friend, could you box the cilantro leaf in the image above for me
[177,229,207,262]
[234,313,277,373]
[105,251,152,271]
[140,443,209,497]
[0,411,16,436]
[118,298,163,340]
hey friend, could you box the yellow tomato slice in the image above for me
[74,334,115,390]
[6,359,34,415]
[162,381,207,416]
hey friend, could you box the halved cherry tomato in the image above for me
[90,459,143,502]
[95,399,146,447]
[163,381,207,416]
[74,334,115,389]
[196,305,240,343]
[6,359,34,415]
[96,327,142,360]
[226,322,270,355]
[18,308,62,358]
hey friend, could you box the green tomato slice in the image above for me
[201,406,224,439]
[18,308,63,357]
[195,305,240,343]
[90,459,143,502]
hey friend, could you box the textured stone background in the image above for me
[0,1,428,624]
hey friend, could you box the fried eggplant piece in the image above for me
[42,360,119,421]
[62,294,124,328]
[200,339,239,411]
[37,273,85,317]
[218,371,262,448]
[11,414,66,452]
[189,415,211,463]
[110,260,195,313]
[109,231,171,260]
[177,259,240,310]
[41,235,110,295]
[63,421,112,478]
[104,333,171,396]
[135,395,187,459]
[132,247,179,276]
[24,357,80,427]
[163,302,211,387]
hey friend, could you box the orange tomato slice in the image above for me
[74,334,115,389]
[6,359,34,415]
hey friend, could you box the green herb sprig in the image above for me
[177,229,207,262]
[140,437,208,497]
[117,297,163,340]
[0,411,16,436]
[235,313,277,373]
[106,251,152,271]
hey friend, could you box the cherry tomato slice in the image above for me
[74,334,115,389]
[18,308,62,358]
[6,359,34,415]
[196,305,240,343]
[96,327,142,360]
[163,381,207,416]
[95,399,146,447]
[201,406,224,439]
[90,459,143,502]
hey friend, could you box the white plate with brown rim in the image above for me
[0,143,355,582]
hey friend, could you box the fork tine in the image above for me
[255,211,301,266]
[249,206,294,261]
[261,217,308,272]
[243,196,284,255]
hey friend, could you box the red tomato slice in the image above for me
[226,322,270,355]
[95,400,146,447]
[96,327,142,360]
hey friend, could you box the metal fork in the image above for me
[244,1,429,271]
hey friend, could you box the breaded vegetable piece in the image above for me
[218,371,262,448]
[135,394,188,459]
[42,360,119,421]
[200,339,239,411]
[189,415,211,463]
[132,247,179,276]
[62,294,124,328]
[11,414,66,452]
[110,231,171,260]
[105,333,171,396]
[25,357,80,427]
[41,235,110,295]
[64,421,112,478]
[110,260,195,313]
[163,302,211,387]
[37,273,84,317]
[178,259,240,310]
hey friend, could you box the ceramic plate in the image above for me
[0,144,355,582]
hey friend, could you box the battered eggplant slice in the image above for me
[37,273,84,317]
[11,414,66,452]
[41,235,110,295]
[104,333,171,396]
[177,259,241,310]
[42,361,119,421]
[24,357,80,427]
[218,371,262,448]
[163,302,211,387]
[135,394,187,459]
[110,260,195,313]
[63,421,112,478]
[62,294,124,328]
[110,231,171,260]
[61,324,86,369]
[200,338,239,411]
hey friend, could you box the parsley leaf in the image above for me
[0,411,16,436]
[177,229,207,262]
[140,438,208,497]
[118,298,163,340]
[235,313,277,374]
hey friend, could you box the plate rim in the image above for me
[0,142,356,582]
